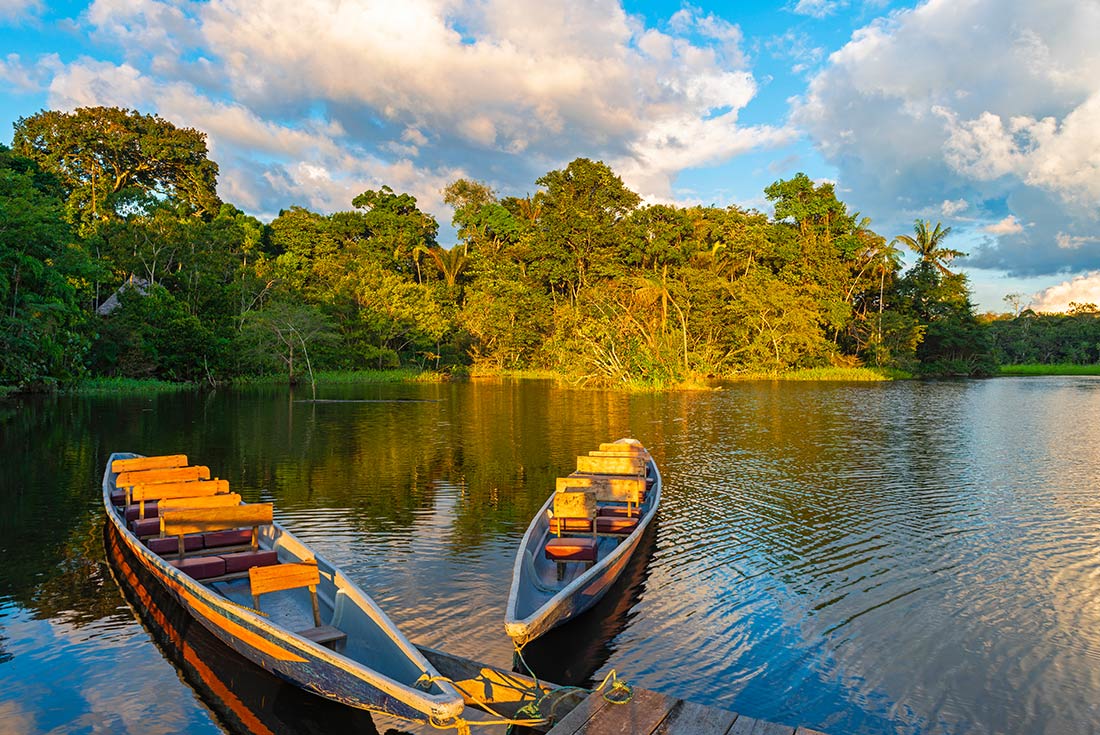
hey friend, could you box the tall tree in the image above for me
[0,146,89,388]
[532,158,641,301]
[893,220,963,275]
[12,107,220,232]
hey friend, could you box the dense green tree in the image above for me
[892,220,994,375]
[12,107,220,232]
[531,158,641,301]
[0,147,89,388]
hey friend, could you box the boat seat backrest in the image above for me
[116,465,211,493]
[111,454,188,474]
[131,478,229,503]
[557,475,644,515]
[117,466,212,506]
[158,493,242,512]
[249,561,323,627]
[551,491,596,537]
[160,502,273,557]
[575,454,645,477]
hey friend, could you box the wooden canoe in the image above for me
[102,452,464,725]
[504,438,662,644]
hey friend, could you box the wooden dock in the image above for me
[546,687,826,735]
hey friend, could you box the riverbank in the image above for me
[998,363,1100,376]
[37,365,908,396]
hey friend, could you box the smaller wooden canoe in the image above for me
[505,438,661,644]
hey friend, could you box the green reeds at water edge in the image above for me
[64,369,448,395]
[999,363,1100,376]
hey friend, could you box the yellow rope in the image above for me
[417,674,550,733]
[592,669,634,704]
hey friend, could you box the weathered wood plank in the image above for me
[133,479,229,502]
[558,475,646,503]
[546,691,614,735]
[793,728,829,735]
[598,443,646,454]
[158,493,241,512]
[653,699,738,735]
[111,454,187,473]
[116,465,210,488]
[249,562,319,596]
[727,715,796,735]
[160,501,271,535]
[576,455,645,477]
[572,687,677,734]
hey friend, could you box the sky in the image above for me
[1,0,1098,313]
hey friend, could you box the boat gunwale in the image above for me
[101,452,464,720]
[504,448,662,640]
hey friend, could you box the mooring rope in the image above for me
[414,639,635,734]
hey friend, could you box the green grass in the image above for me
[67,376,197,394]
[999,363,1100,376]
[727,366,909,382]
[232,368,447,386]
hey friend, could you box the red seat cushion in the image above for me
[597,506,635,518]
[170,556,226,580]
[147,534,203,555]
[545,537,598,562]
[597,516,638,534]
[203,529,253,548]
[221,550,279,574]
[131,518,161,537]
[124,502,159,522]
[110,488,127,505]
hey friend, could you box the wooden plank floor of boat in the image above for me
[545,687,827,735]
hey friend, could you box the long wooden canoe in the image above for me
[102,452,464,725]
[505,438,662,644]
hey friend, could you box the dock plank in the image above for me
[653,699,738,735]
[547,690,615,734]
[727,715,796,735]
[572,688,677,734]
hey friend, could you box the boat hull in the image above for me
[505,443,662,644]
[102,453,462,724]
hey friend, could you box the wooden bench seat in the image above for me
[112,454,188,474]
[249,562,345,650]
[114,466,213,505]
[159,502,272,558]
[297,625,347,647]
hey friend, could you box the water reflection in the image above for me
[4,378,1100,734]
[103,520,392,735]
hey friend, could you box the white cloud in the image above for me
[795,0,1100,276]
[1055,232,1097,250]
[1032,272,1100,312]
[984,215,1023,235]
[0,0,41,23]
[766,30,825,75]
[941,198,968,216]
[33,0,785,216]
[44,58,464,220]
[791,0,845,20]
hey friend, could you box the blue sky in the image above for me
[2,0,1099,312]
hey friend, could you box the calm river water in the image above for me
[2,377,1100,735]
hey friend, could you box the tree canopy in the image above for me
[12,107,220,232]
[0,107,1007,391]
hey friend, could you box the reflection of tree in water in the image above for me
[26,511,128,627]
[0,630,12,665]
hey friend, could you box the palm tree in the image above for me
[893,220,964,275]
[427,245,468,289]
